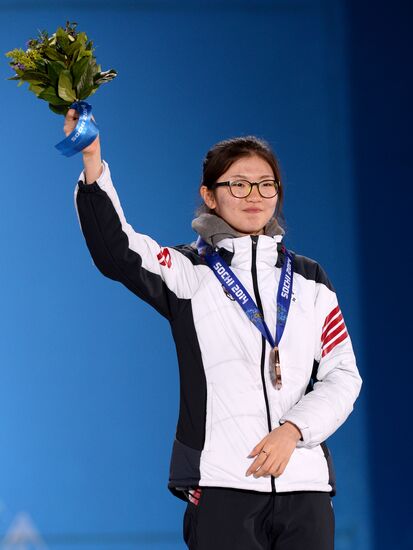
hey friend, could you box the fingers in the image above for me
[65,109,96,123]
[66,108,78,120]
[248,436,267,459]
[247,427,298,479]
[63,109,98,137]
[246,454,286,478]
[63,108,79,137]
[260,458,285,478]
[246,437,270,476]
[246,449,269,477]
[247,447,261,459]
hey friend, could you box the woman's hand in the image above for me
[64,108,100,155]
[63,108,102,184]
[245,422,302,478]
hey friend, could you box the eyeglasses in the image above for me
[212,179,280,199]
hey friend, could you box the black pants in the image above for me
[183,487,335,550]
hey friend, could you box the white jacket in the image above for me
[75,161,362,501]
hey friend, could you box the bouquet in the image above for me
[5,21,117,155]
[6,21,117,114]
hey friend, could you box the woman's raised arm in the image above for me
[65,112,206,319]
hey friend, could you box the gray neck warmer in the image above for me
[191,213,284,248]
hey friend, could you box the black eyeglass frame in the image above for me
[211,179,280,199]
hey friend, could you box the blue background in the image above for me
[0,0,410,549]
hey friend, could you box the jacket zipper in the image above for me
[251,235,276,493]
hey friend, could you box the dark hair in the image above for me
[197,135,284,222]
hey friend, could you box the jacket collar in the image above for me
[192,212,284,247]
[215,235,282,270]
[192,213,284,270]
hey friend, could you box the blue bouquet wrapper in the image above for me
[55,101,99,157]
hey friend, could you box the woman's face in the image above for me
[200,155,278,235]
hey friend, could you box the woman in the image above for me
[65,109,362,550]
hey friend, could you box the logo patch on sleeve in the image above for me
[157,247,172,268]
[321,305,348,357]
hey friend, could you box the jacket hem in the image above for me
[169,479,334,496]
[200,480,333,494]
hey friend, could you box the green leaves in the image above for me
[58,70,76,102]
[71,56,90,89]
[43,47,66,63]
[20,70,49,85]
[49,104,68,115]
[28,82,44,97]
[39,86,71,104]
[47,60,65,87]
[5,21,118,115]
[76,57,97,99]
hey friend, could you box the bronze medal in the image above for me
[270,346,282,390]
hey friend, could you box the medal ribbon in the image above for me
[197,237,294,351]
[55,101,99,157]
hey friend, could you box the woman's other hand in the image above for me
[245,422,302,478]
